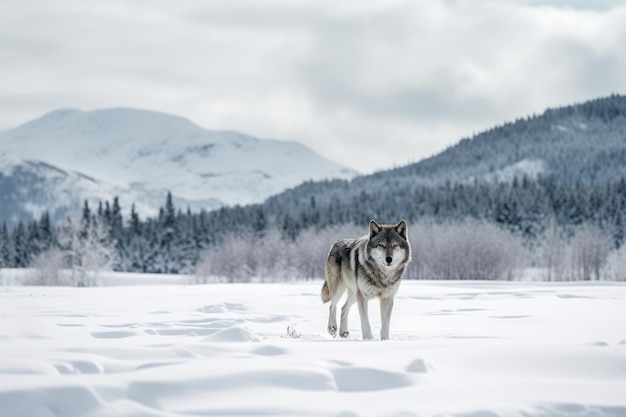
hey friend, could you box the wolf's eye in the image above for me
[391,243,399,249]
[378,243,386,248]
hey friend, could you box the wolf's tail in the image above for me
[321,280,330,303]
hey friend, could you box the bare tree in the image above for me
[26,247,67,286]
[601,245,626,281]
[56,214,117,286]
[195,231,254,283]
[255,228,293,281]
[194,220,531,283]
[569,226,610,281]
[414,220,526,280]
[291,224,361,280]
[540,225,569,282]
[194,224,363,283]
[193,253,217,284]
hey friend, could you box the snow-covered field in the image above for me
[1,276,626,417]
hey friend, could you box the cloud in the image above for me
[519,0,624,11]
[1,0,625,173]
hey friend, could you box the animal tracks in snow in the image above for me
[1,281,625,417]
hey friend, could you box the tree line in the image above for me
[2,175,626,283]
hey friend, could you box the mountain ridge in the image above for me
[378,93,626,185]
[2,95,625,227]
[0,107,357,225]
[257,93,626,226]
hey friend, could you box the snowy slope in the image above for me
[0,152,219,224]
[0,108,357,221]
[0,277,625,417]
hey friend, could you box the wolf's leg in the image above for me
[356,290,374,340]
[379,296,394,340]
[339,288,356,338]
[327,304,337,337]
[327,285,345,337]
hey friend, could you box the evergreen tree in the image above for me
[143,219,161,273]
[173,209,198,273]
[612,211,624,249]
[129,204,140,235]
[110,197,124,270]
[12,222,29,267]
[26,220,42,261]
[122,203,144,272]
[159,192,177,272]
[103,201,112,226]
[38,212,54,253]
[81,201,91,240]
[0,223,10,267]
[164,192,175,232]
[252,207,267,237]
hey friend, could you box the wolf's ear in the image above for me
[369,220,381,238]
[396,220,408,240]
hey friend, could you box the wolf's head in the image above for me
[367,220,411,268]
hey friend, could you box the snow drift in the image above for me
[0,278,625,416]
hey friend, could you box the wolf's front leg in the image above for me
[339,289,356,338]
[379,296,394,340]
[356,290,374,340]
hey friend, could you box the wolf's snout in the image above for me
[385,256,393,264]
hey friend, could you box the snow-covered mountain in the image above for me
[0,152,207,225]
[0,108,357,224]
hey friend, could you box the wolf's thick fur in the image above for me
[321,220,411,340]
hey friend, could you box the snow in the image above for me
[1,276,625,417]
[0,151,171,222]
[485,158,546,183]
[0,108,357,212]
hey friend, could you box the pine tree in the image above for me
[38,212,54,253]
[160,192,177,272]
[0,223,10,267]
[12,222,29,267]
[612,211,624,249]
[164,192,175,230]
[174,209,198,273]
[81,201,91,240]
[123,204,144,272]
[143,219,161,273]
[252,207,267,237]
[103,201,112,226]
[110,197,124,270]
[27,220,42,261]
[129,204,140,235]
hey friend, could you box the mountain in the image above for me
[273,94,626,202]
[177,94,626,240]
[0,108,356,225]
[380,93,626,185]
[0,152,202,226]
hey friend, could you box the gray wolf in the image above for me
[321,220,411,340]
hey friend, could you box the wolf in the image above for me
[321,220,411,340]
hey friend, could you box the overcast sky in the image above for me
[1,0,625,173]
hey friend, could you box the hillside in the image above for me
[238,94,626,242]
[267,94,626,208]
[0,152,205,226]
[0,108,356,224]
[384,93,626,185]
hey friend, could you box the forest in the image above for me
[2,175,626,283]
[3,95,626,283]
